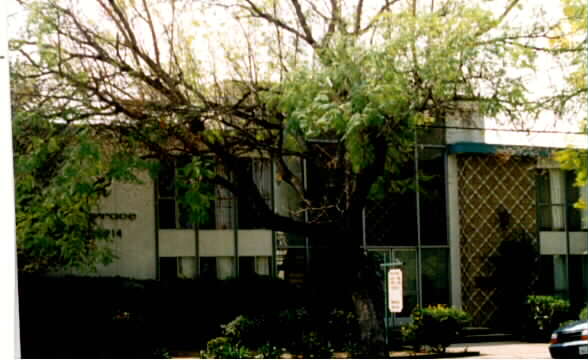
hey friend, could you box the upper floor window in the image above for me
[537,169,588,231]
[157,158,215,229]
[157,157,272,230]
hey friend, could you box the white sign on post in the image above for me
[387,269,403,313]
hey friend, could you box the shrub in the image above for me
[201,307,362,358]
[202,337,251,359]
[326,309,360,356]
[256,343,283,359]
[524,295,571,341]
[268,307,333,358]
[580,307,588,320]
[402,305,471,353]
[221,315,266,349]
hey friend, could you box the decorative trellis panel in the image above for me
[457,154,538,326]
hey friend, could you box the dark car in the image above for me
[549,320,588,359]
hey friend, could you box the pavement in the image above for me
[447,341,551,359]
[172,341,553,358]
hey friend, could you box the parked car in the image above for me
[549,320,588,359]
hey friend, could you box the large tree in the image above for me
[552,0,587,207]
[11,0,579,355]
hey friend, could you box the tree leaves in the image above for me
[12,109,152,273]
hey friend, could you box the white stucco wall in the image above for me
[197,229,272,257]
[446,108,587,149]
[540,232,588,255]
[159,230,196,257]
[91,173,157,279]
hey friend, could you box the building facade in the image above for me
[60,117,587,327]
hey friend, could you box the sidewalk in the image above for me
[172,341,553,359]
[448,341,551,359]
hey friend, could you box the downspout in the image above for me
[271,159,277,278]
[234,197,239,278]
[303,158,310,273]
[194,222,199,279]
[563,174,571,301]
[414,128,423,307]
[153,179,160,280]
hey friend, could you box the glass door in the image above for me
[368,248,418,327]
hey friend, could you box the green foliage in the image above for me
[201,307,360,358]
[523,295,572,340]
[580,306,588,320]
[175,157,216,227]
[202,337,252,359]
[13,112,152,273]
[220,315,266,349]
[402,305,471,353]
[555,148,588,210]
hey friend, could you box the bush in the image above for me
[221,315,266,349]
[580,307,588,320]
[326,309,361,356]
[18,275,298,358]
[523,295,571,341]
[202,337,251,359]
[201,307,361,358]
[402,305,471,353]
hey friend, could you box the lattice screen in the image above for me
[457,154,539,326]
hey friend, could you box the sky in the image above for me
[4,0,586,144]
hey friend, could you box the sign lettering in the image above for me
[91,213,137,221]
[388,269,403,313]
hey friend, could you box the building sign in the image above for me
[91,213,137,239]
[388,269,403,313]
[90,213,137,221]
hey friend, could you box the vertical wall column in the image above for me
[447,154,462,309]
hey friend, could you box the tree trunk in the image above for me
[350,255,387,358]
[352,288,387,358]
[312,224,387,358]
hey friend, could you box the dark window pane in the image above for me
[158,162,175,197]
[200,257,217,280]
[366,195,417,246]
[178,200,194,229]
[566,172,582,231]
[160,257,178,281]
[537,205,553,231]
[421,248,450,306]
[239,257,256,278]
[536,172,551,204]
[419,148,447,245]
[159,199,176,229]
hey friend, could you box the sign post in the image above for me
[380,260,402,346]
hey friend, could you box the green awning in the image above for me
[447,142,558,157]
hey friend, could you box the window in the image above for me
[239,257,256,278]
[157,158,215,229]
[158,157,273,230]
[160,257,178,281]
[537,169,588,231]
[200,257,217,280]
[158,158,195,229]
[238,158,272,229]
[365,147,447,246]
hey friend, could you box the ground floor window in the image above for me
[538,254,588,312]
[159,256,272,281]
